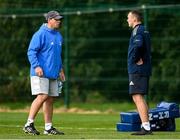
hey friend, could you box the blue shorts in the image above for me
[129,74,149,95]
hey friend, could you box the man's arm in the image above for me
[59,69,66,82]
[27,33,44,76]
[132,34,144,63]
[27,33,41,69]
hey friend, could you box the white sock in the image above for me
[25,118,34,127]
[45,123,52,130]
[142,122,151,131]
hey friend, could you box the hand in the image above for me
[136,58,143,65]
[35,66,43,77]
[60,69,66,82]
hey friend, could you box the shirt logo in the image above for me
[129,81,134,86]
[135,39,140,42]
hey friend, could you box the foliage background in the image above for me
[0,0,179,104]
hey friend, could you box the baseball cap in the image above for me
[45,10,63,20]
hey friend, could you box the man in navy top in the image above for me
[127,10,152,135]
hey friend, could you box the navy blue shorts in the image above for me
[129,74,149,95]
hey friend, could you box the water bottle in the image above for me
[58,81,63,94]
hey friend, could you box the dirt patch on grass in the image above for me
[0,106,117,114]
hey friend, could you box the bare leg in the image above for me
[42,97,64,135]
[43,96,54,123]
[28,94,49,120]
[132,94,149,123]
[131,94,153,135]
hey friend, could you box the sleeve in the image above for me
[59,33,63,71]
[27,33,41,68]
[132,33,144,63]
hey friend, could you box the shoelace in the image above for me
[27,127,33,132]
[49,128,59,134]
[27,124,38,133]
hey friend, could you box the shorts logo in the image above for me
[129,81,134,86]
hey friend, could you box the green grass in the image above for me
[0,112,180,139]
[0,101,158,112]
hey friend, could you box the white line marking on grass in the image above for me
[0,124,115,130]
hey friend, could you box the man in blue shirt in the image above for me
[127,10,152,135]
[23,10,65,135]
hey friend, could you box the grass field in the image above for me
[0,111,180,139]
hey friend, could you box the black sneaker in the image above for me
[23,123,40,135]
[131,127,153,135]
[44,127,64,135]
